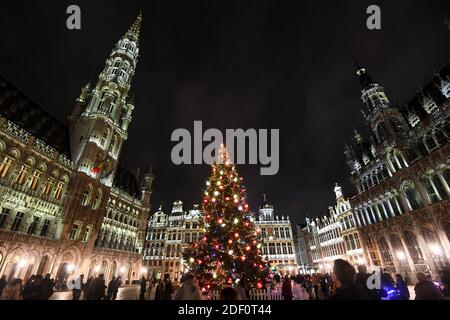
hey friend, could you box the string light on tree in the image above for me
[183,144,270,290]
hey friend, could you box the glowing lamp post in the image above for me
[430,243,444,270]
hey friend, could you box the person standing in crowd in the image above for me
[414,272,444,300]
[42,273,54,300]
[237,274,249,300]
[112,275,122,300]
[160,274,174,300]
[174,273,201,300]
[220,287,238,300]
[282,275,293,300]
[88,274,106,300]
[329,259,369,300]
[395,274,410,300]
[311,274,319,300]
[0,275,7,297]
[139,276,147,300]
[154,280,162,300]
[71,274,84,300]
[0,278,22,300]
[22,275,35,300]
[30,275,46,300]
[106,276,116,300]
[440,269,450,299]
[83,276,94,300]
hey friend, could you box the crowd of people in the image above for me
[0,274,55,300]
[0,260,449,300]
[0,273,124,300]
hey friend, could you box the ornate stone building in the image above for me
[0,14,153,285]
[295,223,314,274]
[344,59,450,282]
[299,184,363,273]
[143,201,202,284]
[255,195,298,276]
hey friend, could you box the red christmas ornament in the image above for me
[257,282,263,289]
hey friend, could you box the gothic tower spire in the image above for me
[69,13,143,186]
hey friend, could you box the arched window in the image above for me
[423,99,438,114]
[403,230,424,264]
[390,118,404,133]
[0,155,14,177]
[425,136,437,150]
[442,168,450,187]
[421,176,440,204]
[15,164,30,185]
[376,122,388,142]
[401,181,424,211]
[81,188,91,206]
[378,237,393,263]
[100,128,110,147]
[110,135,117,155]
[92,190,102,210]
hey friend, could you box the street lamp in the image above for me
[141,267,148,274]
[67,263,76,272]
[396,251,406,261]
[18,259,28,268]
[120,266,127,273]
[430,244,443,256]
[94,265,101,275]
[430,243,444,269]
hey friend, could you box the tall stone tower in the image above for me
[60,14,142,244]
[69,13,142,186]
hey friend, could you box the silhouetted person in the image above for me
[414,272,443,300]
[395,274,410,300]
[282,276,293,300]
[139,276,147,300]
[220,287,238,300]
[329,259,369,300]
[160,274,173,300]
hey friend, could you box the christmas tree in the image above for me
[183,145,270,291]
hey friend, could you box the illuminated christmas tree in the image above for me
[183,145,270,291]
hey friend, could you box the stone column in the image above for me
[374,203,383,222]
[368,206,377,224]
[399,234,416,277]
[353,210,361,227]
[436,172,450,196]
[380,201,390,220]
[385,235,402,274]
[398,194,411,213]
[363,207,371,225]
[428,177,443,201]
[415,229,438,274]
[386,198,396,218]
[436,227,450,264]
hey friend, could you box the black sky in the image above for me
[0,0,449,225]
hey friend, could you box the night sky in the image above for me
[1,1,449,225]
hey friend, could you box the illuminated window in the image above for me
[0,156,14,177]
[29,170,42,190]
[83,226,91,242]
[0,208,10,228]
[27,216,39,235]
[54,181,65,200]
[100,129,110,146]
[15,165,29,185]
[69,223,80,240]
[10,212,24,232]
[40,219,51,237]
[81,190,90,206]
[43,177,54,196]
